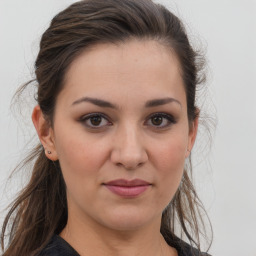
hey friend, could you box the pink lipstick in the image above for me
[104,179,151,197]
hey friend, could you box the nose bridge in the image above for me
[122,123,141,151]
[111,121,148,169]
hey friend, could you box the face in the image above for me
[34,40,197,232]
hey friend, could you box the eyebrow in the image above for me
[72,96,181,108]
[72,97,118,108]
[145,98,181,108]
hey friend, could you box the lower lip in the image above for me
[104,185,150,197]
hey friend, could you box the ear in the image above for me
[185,114,199,158]
[32,105,58,161]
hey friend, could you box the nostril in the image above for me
[115,161,145,170]
[110,142,148,170]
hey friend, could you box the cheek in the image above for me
[54,134,106,206]
[154,136,187,171]
[152,135,187,196]
[54,129,108,183]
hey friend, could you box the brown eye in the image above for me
[90,115,102,126]
[146,113,176,129]
[151,116,163,126]
[80,113,111,129]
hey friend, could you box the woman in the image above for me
[1,0,212,255]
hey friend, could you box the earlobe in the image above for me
[32,105,58,161]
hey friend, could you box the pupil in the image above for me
[91,116,102,126]
[152,116,162,125]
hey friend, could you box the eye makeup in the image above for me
[79,111,177,131]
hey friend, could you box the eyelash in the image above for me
[80,112,112,129]
[79,112,176,130]
[146,112,176,129]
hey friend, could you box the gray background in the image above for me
[0,0,256,255]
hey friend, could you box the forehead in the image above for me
[58,40,185,107]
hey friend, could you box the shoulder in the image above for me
[38,234,80,256]
[165,235,211,256]
[175,240,211,256]
[178,243,211,256]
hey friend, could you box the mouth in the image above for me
[103,179,152,197]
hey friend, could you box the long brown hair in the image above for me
[1,0,212,255]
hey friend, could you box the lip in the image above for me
[103,179,151,197]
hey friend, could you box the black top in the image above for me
[38,234,210,256]
[38,235,79,256]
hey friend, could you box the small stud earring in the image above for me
[47,151,52,154]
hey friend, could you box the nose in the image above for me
[110,124,148,170]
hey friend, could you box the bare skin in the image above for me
[32,40,198,256]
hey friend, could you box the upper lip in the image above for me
[104,179,151,187]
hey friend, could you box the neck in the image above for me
[60,214,177,256]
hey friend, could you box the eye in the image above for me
[146,113,176,129]
[80,113,112,129]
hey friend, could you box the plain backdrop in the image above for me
[0,1,256,255]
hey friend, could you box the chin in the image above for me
[97,207,159,232]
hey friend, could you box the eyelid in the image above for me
[79,112,176,130]
[80,112,112,128]
[145,112,176,128]
[80,112,110,121]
